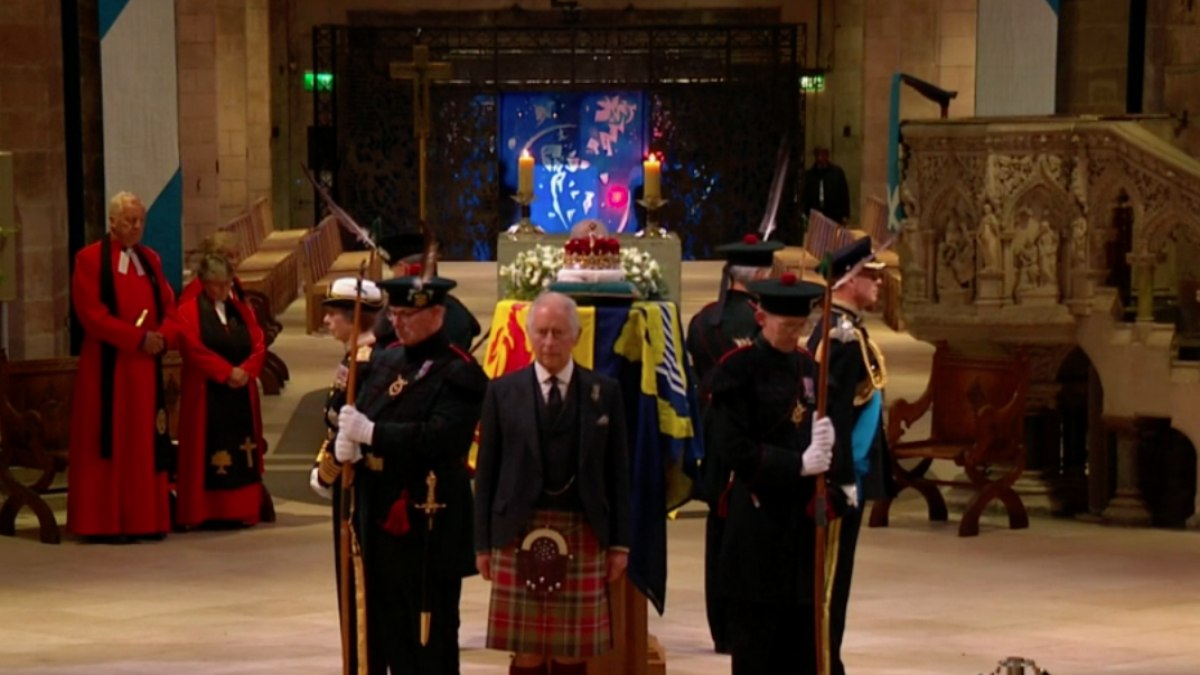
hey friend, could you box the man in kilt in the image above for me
[334,273,488,674]
[474,291,632,675]
[705,273,837,675]
[685,232,783,654]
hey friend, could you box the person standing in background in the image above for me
[802,147,852,225]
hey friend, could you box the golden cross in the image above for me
[389,44,453,222]
[240,437,256,468]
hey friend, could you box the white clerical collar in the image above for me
[534,359,574,387]
[117,248,145,276]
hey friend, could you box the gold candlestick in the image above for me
[636,196,673,239]
[507,192,544,237]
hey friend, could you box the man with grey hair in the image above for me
[474,291,632,675]
[685,232,783,654]
[68,191,179,542]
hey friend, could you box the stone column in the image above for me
[1127,248,1161,323]
[0,0,71,358]
[1100,416,1153,526]
[177,0,220,253]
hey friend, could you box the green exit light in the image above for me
[304,71,334,92]
[800,73,825,93]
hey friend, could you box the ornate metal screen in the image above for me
[313,22,804,260]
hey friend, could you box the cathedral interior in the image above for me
[5,0,1200,673]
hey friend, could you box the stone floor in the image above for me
[5,262,1200,674]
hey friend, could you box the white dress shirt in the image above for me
[533,359,574,404]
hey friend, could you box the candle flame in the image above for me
[521,148,532,159]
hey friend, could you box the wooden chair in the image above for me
[868,343,1031,537]
[0,349,63,544]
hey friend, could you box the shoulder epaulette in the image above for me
[355,345,373,362]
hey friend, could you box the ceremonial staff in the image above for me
[338,260,371,675]
[813,254,836,675]
[303,165,382,675]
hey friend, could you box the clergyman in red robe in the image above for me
[68,191,179,541]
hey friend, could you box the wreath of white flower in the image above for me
[499,243,667,300]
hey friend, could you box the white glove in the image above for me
[310,467,333,500]
[841,483,859,509]
[338,405,375,445]
[334,433,362,464]
[801,417,834,476]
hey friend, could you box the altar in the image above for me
[482,298,703,674]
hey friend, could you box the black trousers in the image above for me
[365,524,463,675]
[704,511,728,651]
[727,599,815,675]
[829,505,863,675]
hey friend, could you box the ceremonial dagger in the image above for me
[418,470,446,646]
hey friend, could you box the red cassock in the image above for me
[174,292,267,527]
[67,239,178,537]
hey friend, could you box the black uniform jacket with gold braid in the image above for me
[314,341,376,487]
[346,330,487,581]
[704,335,825,605]
[807,302,895,502]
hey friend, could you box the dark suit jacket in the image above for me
[474,363,631,552]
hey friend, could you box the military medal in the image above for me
[792,399,807,427]
[389,374,409,397]
[591,383,601,403]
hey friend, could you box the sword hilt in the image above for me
[418,471,446,527]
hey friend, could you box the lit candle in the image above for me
[518,149,534,196]
[643,153,661,201]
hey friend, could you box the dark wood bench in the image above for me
[0,348,275,544]
[869,343,1031,537]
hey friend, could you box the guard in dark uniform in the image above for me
[706,272,835,675]
[685,232,783,654]
[376,233,482,352]
[806,237,893,675]
[686,233,784,382]
[334,273,488,674]
[310,277,383,675]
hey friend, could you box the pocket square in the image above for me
[596,414,610,426]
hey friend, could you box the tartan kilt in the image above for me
[486,509,612,658]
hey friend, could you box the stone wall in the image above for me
[177,0,272,256]
[0,0,70,359]
[1055,0,1129,116]
[859,0,976,224]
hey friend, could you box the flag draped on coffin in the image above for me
[482,300,704,614]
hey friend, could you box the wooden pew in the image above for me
[301,216,383,334]
[868,343,1031,537]
[220,207,300,319]
[0,349,181,544]
[0,347,276,543]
